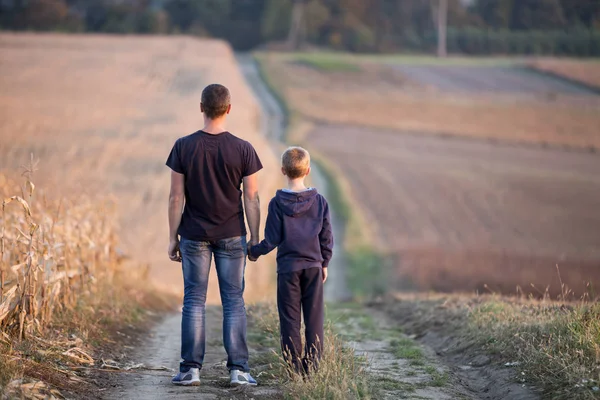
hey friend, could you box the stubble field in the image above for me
[0,33,281,302]
[259,53,600,296]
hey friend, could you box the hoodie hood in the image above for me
[275,188,319,217]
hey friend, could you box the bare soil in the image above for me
[306,124,600,296]
[393,64,597,95]
[529,59,600,90]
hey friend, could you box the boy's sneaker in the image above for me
[230,369,257,386]
[171,368,200,386]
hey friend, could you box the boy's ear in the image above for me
[226,104,232,114]
[281,167,286,176]
[305,166,311,176]
[200,103,204,113]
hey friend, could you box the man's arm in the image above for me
[243,172,260,247]
[168,170,185,262]
[249,199,282,260]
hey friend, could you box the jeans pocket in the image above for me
[221,236,246,251]
[180,237,209,255]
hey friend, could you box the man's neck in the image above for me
[202,117,227,134]
[286,178,308,192]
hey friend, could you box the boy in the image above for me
[249,146,333,374]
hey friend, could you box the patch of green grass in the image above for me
[409,358,426,367]
[429,371,449,387]
[389,338,424,361]
[372,376,416,392]
[259,50,520,67]
[422,365,437,375]
[294,55,361,72]
[325,302,383,341]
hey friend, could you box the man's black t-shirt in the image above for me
[166,130,263,241]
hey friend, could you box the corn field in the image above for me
[0,169,120,340]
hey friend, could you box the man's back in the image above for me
[166,130,262,241]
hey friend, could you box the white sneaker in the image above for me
[229,369,257,386]
[171,368,200,386]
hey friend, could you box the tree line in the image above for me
[1,0,599,56]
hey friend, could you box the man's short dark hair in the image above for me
[201,84,230,119]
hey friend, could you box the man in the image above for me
[166,84,261,387]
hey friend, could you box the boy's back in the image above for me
[251,188,332,273]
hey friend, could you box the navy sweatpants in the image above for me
[277,267,324,373]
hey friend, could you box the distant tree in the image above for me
[559,0,600,29]
[20,0,68,30]
[304,0,330,43]
[137,10,169,34]
[471,0,515,29]
[261,0,292,42]
[164,0,231,35]
[511,0,565,30]
[227,0,264,50]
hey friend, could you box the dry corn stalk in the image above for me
[0,173,121,337]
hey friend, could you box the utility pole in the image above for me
[437,0,448,57]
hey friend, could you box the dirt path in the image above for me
[105,307,280,400]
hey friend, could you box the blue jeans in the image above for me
[179,236,249,373]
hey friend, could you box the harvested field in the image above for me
[0,33,281,302]
[394,65,598,95]
[529,58,600,90]
[306,125,600,296]
[257,53,600,149]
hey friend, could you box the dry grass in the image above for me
[249,303,373,400]
[0,169,175,399]
[256,53,600,150]
[381,289,600,400]
[0,162,119,338]
[471,298,600,399]
[530,58,600,90]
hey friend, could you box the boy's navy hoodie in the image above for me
[249,188,333,274]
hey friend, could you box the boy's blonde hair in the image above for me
[282,146,310,179]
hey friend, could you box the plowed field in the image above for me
[307,125,600,295]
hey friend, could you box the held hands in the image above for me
[168,238,182,262]
[247,239,258,262]
[322,267,328,283]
